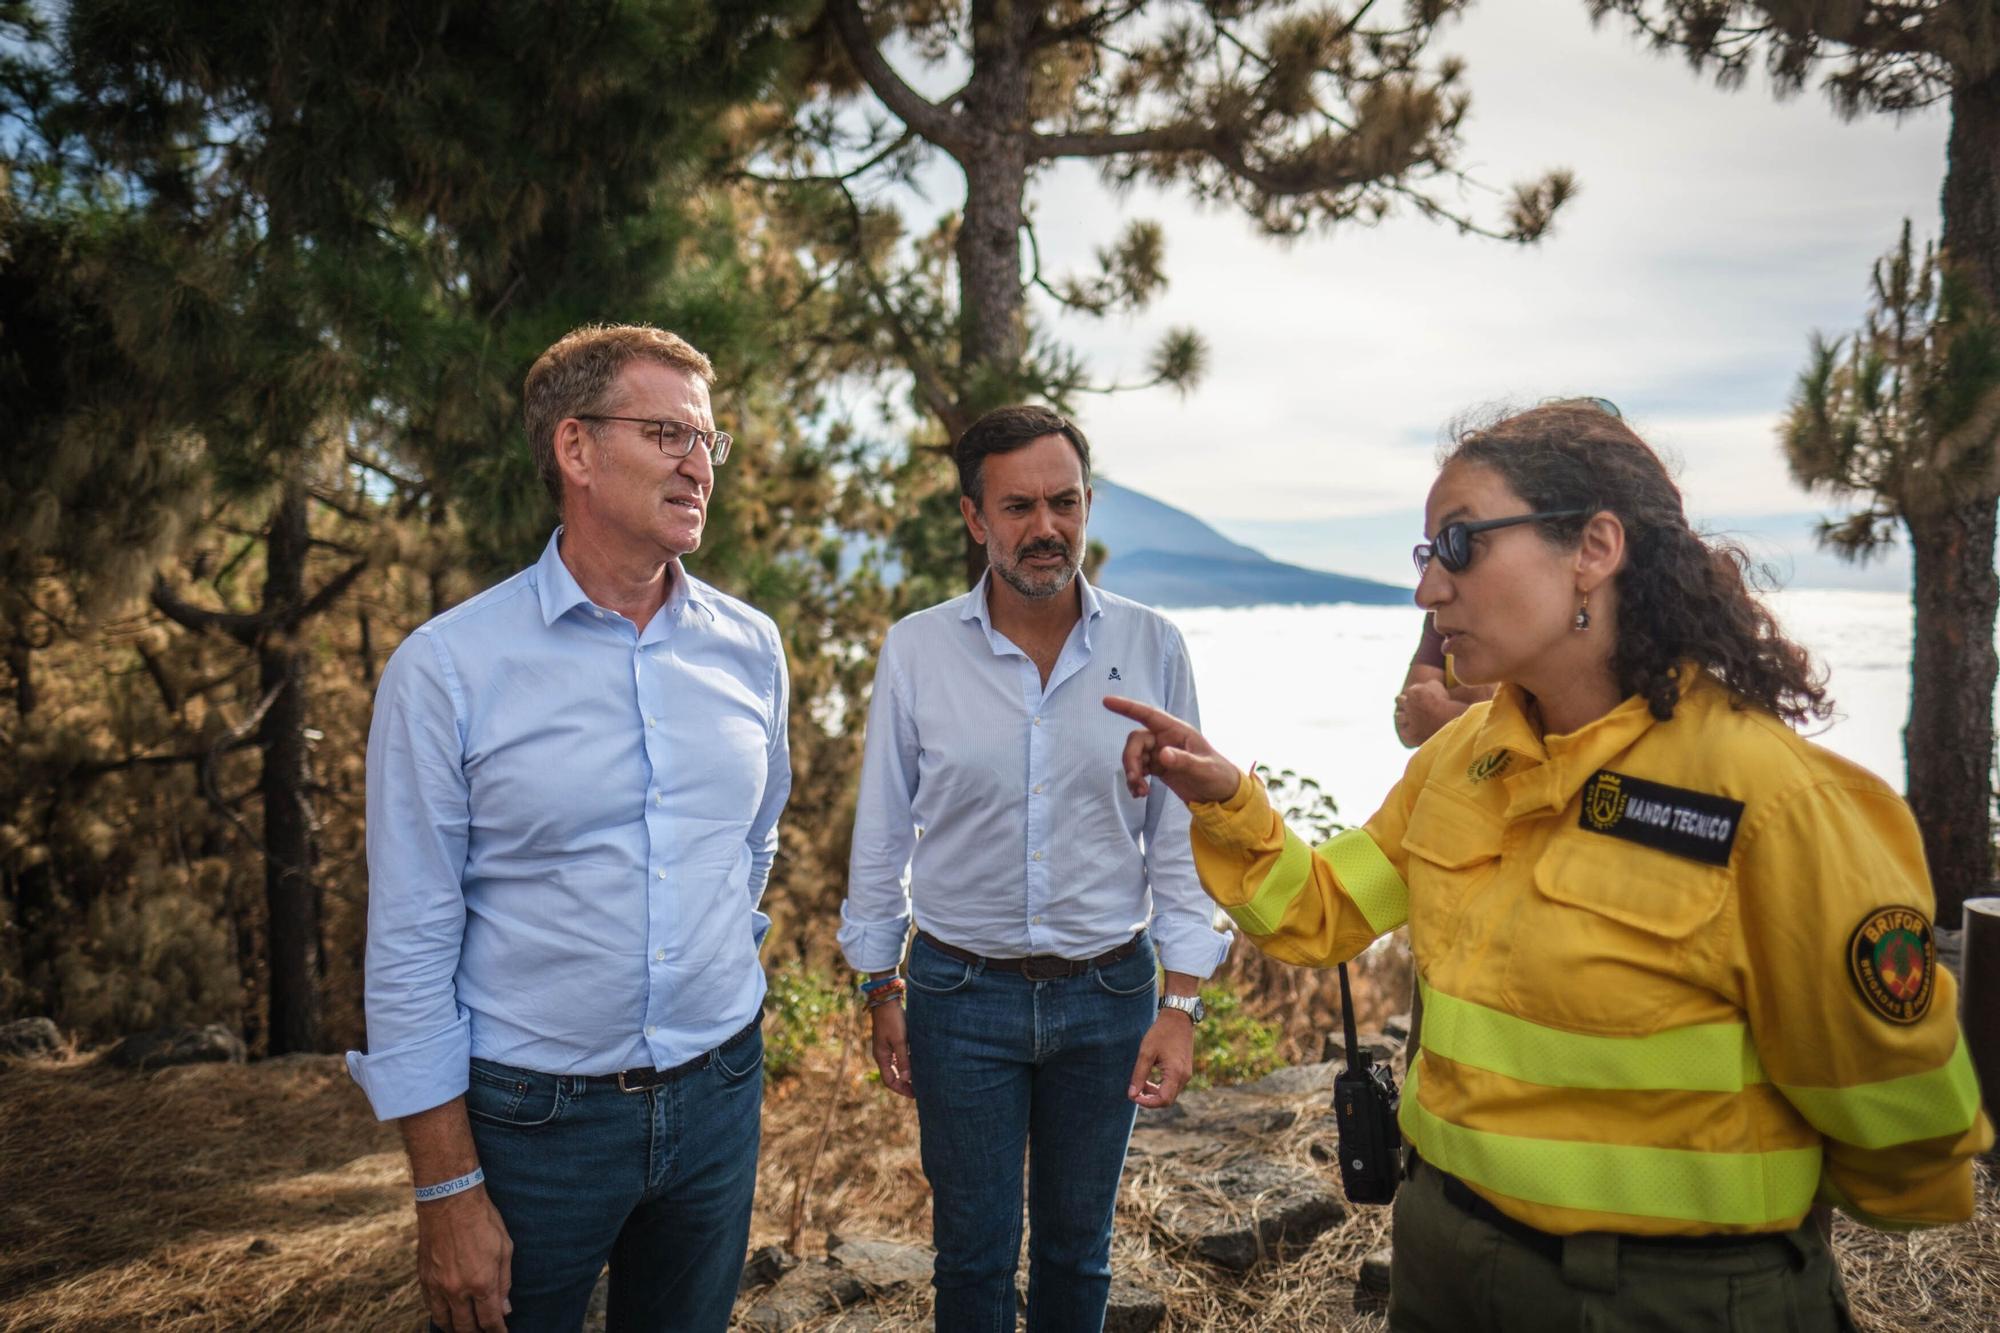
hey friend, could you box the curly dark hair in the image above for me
[1442,402,1831,725]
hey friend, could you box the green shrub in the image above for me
[1190,978,1282,1089]
[762,964,851,1082]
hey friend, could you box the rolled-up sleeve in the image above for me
[1145,628,1232,977]
[344,631,474,1121]
[838,637,920,973]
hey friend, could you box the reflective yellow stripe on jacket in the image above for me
[1220,826,1407,939]
[1405,980,1984,1228]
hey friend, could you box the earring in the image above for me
[1573,595,1590,632]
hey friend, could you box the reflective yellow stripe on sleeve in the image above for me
[1320,828,1408,935]
[1223,831,1313,936]
[1419,981,1767,1092]
[1401,1061,1822,1227]
[1778,1037,1984,1150]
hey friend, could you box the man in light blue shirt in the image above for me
[348,324,789,1333]
[840,405,1230,1332]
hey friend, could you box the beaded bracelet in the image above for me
[413,1166,485,1204]
[858,973,901,996]
[863,977,906,1010]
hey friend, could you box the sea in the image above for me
[1171,589,1976,825]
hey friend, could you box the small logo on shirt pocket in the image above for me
[1107,667,1122,681]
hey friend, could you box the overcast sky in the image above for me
[968,0,1950,590]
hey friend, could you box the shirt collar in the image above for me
[531,526,713,628]
[960,568,1103,650]
[1481,663,1707,819]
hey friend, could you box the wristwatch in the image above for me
[1159,993,1206,1024]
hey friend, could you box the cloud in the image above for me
[1019,0,1947,566]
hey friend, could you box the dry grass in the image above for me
[1,1044,1993,1332]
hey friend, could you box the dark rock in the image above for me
[1238,1061,1339,1098]
[1382,1013,1411,1042]
[827,1235,931,1290]
[244,1238,277,1258]
[741,1243,798,1291]
[737,1259,866,1332]
[1152,1155,1346,1272]
[1359,1246,1393,1295]
[1138,1087,1296,1136]
[1125,1127,1218,1160]
[105,1024,246,1071]
[1103,1276,1166,1332]
[0,1017,62,1060]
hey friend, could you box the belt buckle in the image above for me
[616,1068,654,1094]
[1020,954,1069,982]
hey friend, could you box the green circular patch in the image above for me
[1846,907,1935,1025]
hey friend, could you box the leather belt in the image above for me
[915,930,1143,981]
[586,1010,763,1093]
[1415,1154,1790,1261]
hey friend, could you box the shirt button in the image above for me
[1032,915,1043,925]
[655,949,667,962]
[644,1024,656,1037]
[656,869,667,880]
[1032,784,1043,794]
[593,609,604,619]
[647,716,657,728]
[654,792,664,805]
[1033,716,1042,726]
[1032,851,1043,862]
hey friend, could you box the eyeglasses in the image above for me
[575,415,732,465]
[1413,510,1590,577]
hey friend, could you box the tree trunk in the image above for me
[1944,71,2000,306]
[1913,71,2000,928]
[8,632,32,716]
[260,476,322,1052]
[1904,499,1998,928]
[952,0,1034,588]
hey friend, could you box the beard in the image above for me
[990,534,1081,600]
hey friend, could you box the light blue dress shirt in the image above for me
[346,530,790,1121]
[839,572,1230,977]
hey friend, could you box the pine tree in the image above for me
[776,0,1576,585]
[1595,1,2000,925]
[20,0,804,1049]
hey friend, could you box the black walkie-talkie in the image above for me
[1331,961,1402,1204]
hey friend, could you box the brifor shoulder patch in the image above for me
[1847,907,1935,1025]
[1576,769,1744,867]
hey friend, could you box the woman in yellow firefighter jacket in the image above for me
[1106,402,1991,1330]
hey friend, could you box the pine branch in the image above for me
[151,576,263,647]
[1031,122,1213,161]
[827,0,972,155]
[287,556,371,630]
[149,554,368,643]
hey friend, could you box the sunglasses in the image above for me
[1413,510,1590,577]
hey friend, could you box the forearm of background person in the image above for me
[1395,678,1466,749]
[745,643,793,903]
[1144,627,1234,975]
[1394,662,1449,748]
[400,1099,513,1333]
[839,645,921,973]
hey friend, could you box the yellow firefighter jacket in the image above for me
[1189,668,1991,1237]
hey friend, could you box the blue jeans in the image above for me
[459,1025,764,1333]
[905,932,1158,1333]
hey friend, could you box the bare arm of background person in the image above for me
[400,1100,513,1333]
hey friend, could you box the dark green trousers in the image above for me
[1389,1159,1860,1332]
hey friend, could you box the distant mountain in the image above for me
[1090,478,1406,609]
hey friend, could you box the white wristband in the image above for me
[413,1166,485,1203]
